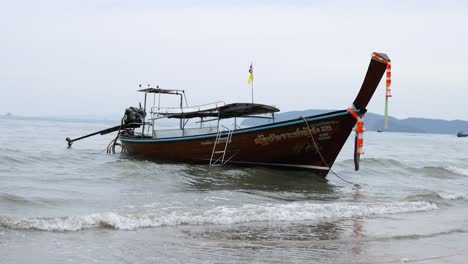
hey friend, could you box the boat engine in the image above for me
[123,106,146,124]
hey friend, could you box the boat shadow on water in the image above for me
[176,164,339,200]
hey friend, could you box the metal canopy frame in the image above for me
[140,86,187,135]
[139,86,279,137]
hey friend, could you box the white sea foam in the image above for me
[0,201,438,232]
[437,191,467,200]
[445,166,468,176]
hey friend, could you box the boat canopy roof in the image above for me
[157,103,280,119]
[138,88,184,94]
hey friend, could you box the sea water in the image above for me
[1,116,468,263]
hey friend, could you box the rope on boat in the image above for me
[301,117,359,187]
[106,118,126,154]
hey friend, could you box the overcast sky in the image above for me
[1,0,467,120]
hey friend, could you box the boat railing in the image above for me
[220,125,231,131]
[150,101,226,115]
[153,126,219,138]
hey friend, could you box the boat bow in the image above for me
[353,52,391,112]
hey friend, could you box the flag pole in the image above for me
[249,61,254,104]
[251,77,254,104]
[384,96,389,128]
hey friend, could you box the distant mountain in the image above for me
[0,113,182,128]
[241,109,468,135]
[0,114,119,124]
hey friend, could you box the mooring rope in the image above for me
[301,117,360,187]
[106,117,125,154]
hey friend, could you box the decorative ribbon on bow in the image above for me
[372,52,392,128]
[384,62,392,128]
[348,105,365,171]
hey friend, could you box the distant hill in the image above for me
[4,110,468,135]
[241,109,468,135]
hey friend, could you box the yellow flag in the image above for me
[248,63,254,84]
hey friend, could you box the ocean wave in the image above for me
[0,147,23,153]
[0,153,56,166]
[0,151,94,168]
[336,158,408,168]
[404,166,468,179]
[0,201,438,232]
[0,155,29,165]
[0,193,71,207]
[444,166,468,177]
[377,228,467,241]
[0,193,33,205]
[407,191,467,202]
[335,159,468,178]
[436,191,467,200]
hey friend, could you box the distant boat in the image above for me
[457,131,468,137]
[377,130,384,133]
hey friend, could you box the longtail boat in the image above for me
[67,52,391,177]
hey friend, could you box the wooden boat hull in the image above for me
[120,52,390,176]
[120,110,355,176]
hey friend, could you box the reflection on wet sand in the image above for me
[185,221,343,242]
[351,190,365,255]
[179,165,369,260]
[132,161,373,262]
